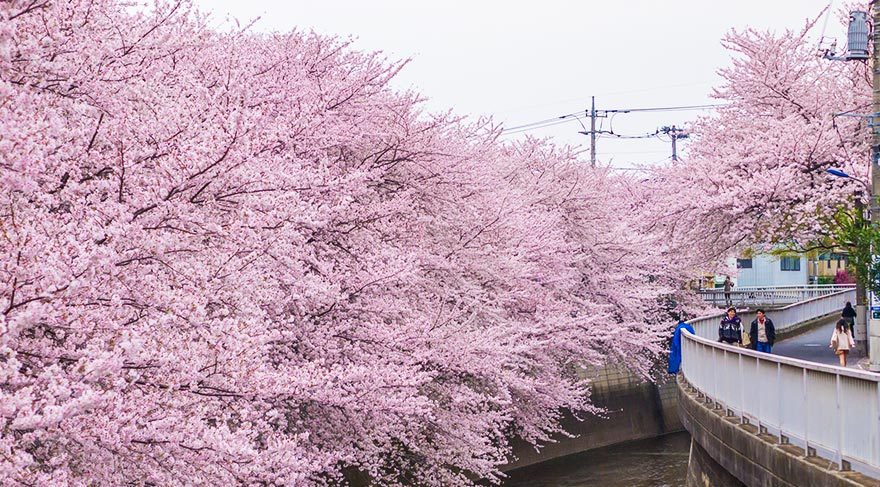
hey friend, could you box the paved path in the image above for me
[772,316,865,368]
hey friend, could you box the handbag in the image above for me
[741,329,751,347]
[831,331,840,352]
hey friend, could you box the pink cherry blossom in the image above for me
[1,1,686,484]
[650,10,870,267]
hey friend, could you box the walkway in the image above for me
[773,315,865,368]
[680,288,880,481]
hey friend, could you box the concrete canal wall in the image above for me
[504,363,682,470]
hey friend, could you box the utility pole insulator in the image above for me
[660,125,689,162]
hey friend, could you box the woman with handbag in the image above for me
[830,319,856,367]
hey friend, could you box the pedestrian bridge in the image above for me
[679,287,880,485]
[697,284,855,308]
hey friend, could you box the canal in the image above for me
[504,431,691,487]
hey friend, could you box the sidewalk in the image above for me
[771,316,866,369]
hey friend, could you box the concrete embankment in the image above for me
[504,363,681,470]
[503,306,836,473]
[677,375,878,487]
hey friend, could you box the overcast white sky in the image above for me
[194,0,839,169]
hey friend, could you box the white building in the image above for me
[729,254,809,287]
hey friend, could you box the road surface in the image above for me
[772,316,865,368]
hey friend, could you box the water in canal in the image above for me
[504,431,691,487]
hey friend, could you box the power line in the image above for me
[501,111,585,132]
[603,103,725,113]
[596,149,670,155]
[501,80,717,114]
[598,130,660,139]
[500,102,723,135]
[500,114,587,135]
[606,155,673,171]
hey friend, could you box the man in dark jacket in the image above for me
[749,309,776,353]
[718,307,742,346]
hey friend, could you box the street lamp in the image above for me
[826,168,870,190]
[827,168,852,178]
[826,168,870,216]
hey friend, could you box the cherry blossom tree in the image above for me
[1,1,681,485]
[649,10,872,277]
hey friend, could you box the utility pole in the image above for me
[660,125,689,161]
[823,9,875,363]
[579,97,607,166]
[590,96,597,166]
[870,2,880,371]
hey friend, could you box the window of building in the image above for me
[781,256,801,271]
[736,258,753,269]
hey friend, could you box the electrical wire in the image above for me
[500,114,588,135]
[503,81,717,113]
[501,111,584,132]
[816,2,833,53]
[603,103,725,113]
[501,103,723,135]
[608,155,673,170]
[596,149,669,155]
[598,130,660,139]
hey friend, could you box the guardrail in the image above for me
[691,289,856,336]
[681,289,877,477]
[715,284,855,291]
[698,284,855,308]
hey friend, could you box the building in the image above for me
[708,251,849,289]
[734,254,808,287]
[808,251,849,284]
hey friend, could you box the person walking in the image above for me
[749,309,776,353]
[830,319,856,367]
[723,276,734,307]
[718,307,742,346]
[841,301,857,337]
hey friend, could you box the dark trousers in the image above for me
[756,342,772,353]
[843,317,855,337]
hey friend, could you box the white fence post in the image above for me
[836,374,843,469]
[802,368,808,452]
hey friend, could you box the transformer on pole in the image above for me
[822,10,870,61]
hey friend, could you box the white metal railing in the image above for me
[689,289,856,339]
[681,289,878,477]
[689,287,856,338]
[698,284,856,308]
